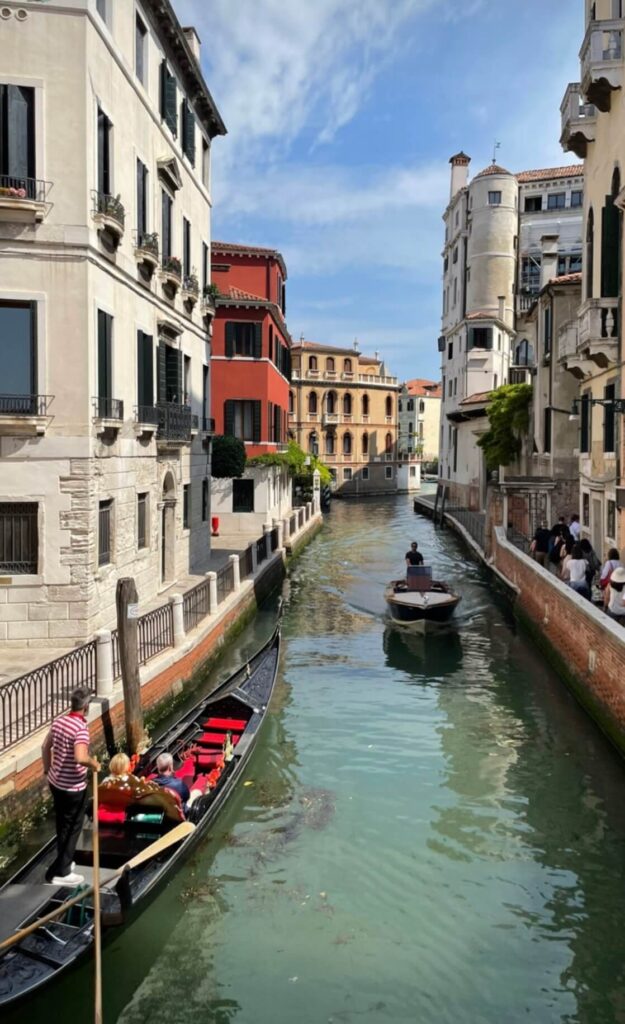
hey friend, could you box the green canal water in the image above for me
[9,494,625,1023]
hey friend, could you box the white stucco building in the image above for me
[438,153,583,508]
[0,0,225,648]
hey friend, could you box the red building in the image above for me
[211,242,291,458]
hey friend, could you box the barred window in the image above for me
[98,500,113,566]
[137,493,148,549]
[0,502,38,574]
[183,483,190,529]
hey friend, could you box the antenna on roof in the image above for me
[492,140,501,165]
[299,332,304,342]
[353,338,359,351]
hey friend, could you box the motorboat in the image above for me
[384,565,461,627]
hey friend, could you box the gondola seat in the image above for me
[202,717,248,732]
[198,731,241,747]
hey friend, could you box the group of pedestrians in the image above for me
[530,515,625,623]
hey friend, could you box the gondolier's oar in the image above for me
[0,820,195,953]
[92,770,103,1024]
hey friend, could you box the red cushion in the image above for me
[203,717,247,732]
[98,807,126,823]
[175,756,195,779]
[199,731,240,746]
[189,774,210,794]
[195,752,224,768]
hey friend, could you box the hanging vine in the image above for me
[477,383,533,470]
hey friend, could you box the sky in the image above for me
[173,0,583,381]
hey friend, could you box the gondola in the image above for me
[0,624,281,1008]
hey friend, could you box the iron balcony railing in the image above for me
[0,394,51,416]
[157,402,192,441]
[92,191,125,228]
[134,230,159,257]
[0,174,49,203]
[92,396,124,420]
[161,255,182,279]
[182,273,199,296]
[134,404,160,425]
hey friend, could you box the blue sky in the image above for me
[174,0,582,381]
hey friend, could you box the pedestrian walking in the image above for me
[529,523,551,567]
[569,514,581,541]
[606,567,625,624]
[41,687,100,886]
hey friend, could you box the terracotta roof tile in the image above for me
[548,272,583,285]
[466,310,494,320]
[516,165,583,182]
[460,390,492,406]
[405,378,442,398]
[474,164,512,178]
[212,240,287,276]
[221,285,267,302]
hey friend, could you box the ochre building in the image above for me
[290,341,399,496]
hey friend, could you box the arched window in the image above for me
[362,432,369,455]
[326,391,337,414]
[327,357,335,372]
[289,390,294,413]
[343,432,352,455]
[325,431,335,455]
[586,207,594,301]
[601,168,621,298]
[308,431,318,453]
[408,421,413,435]
[514,339,534,366]
[419,400,425,413]
[385,432,392,453]
[308,391,318,414]
[309,355,317,371]
[385,395,393,417]
[343,393,352,415]
[362,394,369,416]
[344,358,352,373]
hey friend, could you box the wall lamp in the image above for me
[568,397,625,422]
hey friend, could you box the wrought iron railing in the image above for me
[240,545,254,579]
[0,501,38,574]
[157,402,192,441]
[92,191,125,227]
[161,255,182,279]
[182,273,199,296]
[256,534,268,564]
[216,562,235,604]
[138,604,173,665]
[0,394,51,416]
[0,175,49,203]
[183,578,211,633]
[134,230,159,257]
[0,641,97,752]
[92,396,124,420]
[111,628,121,680]
[445,503,486,551]
[134,404,160,425]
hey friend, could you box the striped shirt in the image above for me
[47,712,90,792]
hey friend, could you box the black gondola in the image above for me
[0,624,281,1008]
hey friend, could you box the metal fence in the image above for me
[183,578,211,633]
[138,604,173,665]
[216,562,235,604]
[111,629,121,680]
[445,505,486,551]
[0,641,97,751]
[256,533,268,564]
[240,545,254,579]
[270,527,279,552]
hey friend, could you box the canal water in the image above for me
[8,493,625,1024]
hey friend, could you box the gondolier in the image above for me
[41,687,100,886]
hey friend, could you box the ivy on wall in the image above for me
[477,383,533,470]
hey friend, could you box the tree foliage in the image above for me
[247,439,332,485]
[477,383,533,470]
[211,435,246,478]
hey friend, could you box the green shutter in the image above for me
[159,60,167,119]
[224,400,234,436]
[98,311,112,401]
[137,332,153,407]
[252,400,261,443]
[164,67,177,136]
[157,342,167,403]
[225,322,235,358]
[253,323,262,359]
[183,101,195,164]
[601,198,620,298]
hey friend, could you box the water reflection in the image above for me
[383,625,464,680]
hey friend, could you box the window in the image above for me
[580,391,591,453]
[571,190,583,208]
[604,382,616,452]
[135,159,149,240]
[0,502,38,574]
[225,322,262,358]
[183,217,191,278]
[137,493,148,549]
[408,421,413,435]
[343,393,352,415]
[325,432,335,455]
[202,242,208,291]
[544,302,552,357]
[202,478,208,521]
[385,396,392,417]
[385,466,393,480]
[181,100,196,165]
[583,492,590,525]
[385,432,393,453]
[326,391,337,414]
[344,358,352,373]
[97,107,112,196]
[448,379,453,397]
[488,191,502,205]
[289,390,294,414]
[0,301,37,405]
[202,364,209,425]
[448,342,453,360]
[137,330,153,411]
[343,433,352,455]
[468,326,493,350]
[521,256,541,293]
[202,138,210,189]
[309,356,317,371]
[586,208,594,300]
[398,399,403,413]
[160,61,177,136]
[0,84,35,182]
[362,467,369,481]
[515,338,534,366]
[547,193,566,210]
[407,400,414,412]
[362,432,369,455]
[233,479,254,513]
[308,391,318,414]
[183,354,190,405]
[183,484,190,528]
[362,394,369,416]
[161,189,172,259]
[157,342,182,404]
[98,499,113,567]
[97,310,113,416]
[453,278,457,306]
[419,400,425,413]
[135,15,147,85]
[601,168,621,298]
[326,357,335,372]
[543,407,552,453]
[343,468,352,481]
[525,195,542,212]
[224,399,261,442]
[453,247,458,264]
[444,256,449,273]
[607,499,616,538]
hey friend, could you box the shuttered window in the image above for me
[0,502,38,574]
[137,331,153,409]
[137,493,148,549]
[97,310,113,413]
[97,108,111,196]
[224,400,261,442]
[160,61,177,136]
[161,190,172,259]
[183,484,190,529]
[183,217,191,277]
[181,100,195,164]
[601,195,620,298]
[136,159,148,235]
[224,322,262,358]
[0,84,35,179]
[98,500,113,566]
[604,382,616,452]
[580,392,591,454]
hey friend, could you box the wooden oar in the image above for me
[92,770,102,1024]
[0,820,195,953]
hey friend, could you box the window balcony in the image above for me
[133,403,159,438]
[160,256,182,296]
[201,289,216,322]
[92,191,125,248]
[0,176,50,223]
[155,401,192,446]
[92,396,124,435]
[557,318,589,379]
[0,394,52,436]
[134,231,159,277]
[307,413,319,422]
[508,366,534,385]
[306,369,320,378]
[322,412,339,426]
[182,273,199,309]
[581,19,624,111]
[578,297,619,367]
[324,370,337,379]
[560,83,597,157]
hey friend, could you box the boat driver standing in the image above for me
[405,542,424,568]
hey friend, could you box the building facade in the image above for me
[0,0,225,648]
[439,153,583,509]
[398,379,442,462]
[290,342,400,496]
[560,0,625,557]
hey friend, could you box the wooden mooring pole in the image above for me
[115,577,143,755]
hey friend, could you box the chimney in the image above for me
[182,26,201,64]
[497,296,505,321]
[449,151,471,200]
[540,234,560,290]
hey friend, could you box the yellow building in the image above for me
[560,0,625,556]
[289,341,401,495]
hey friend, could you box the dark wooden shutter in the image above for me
[182,100,195,164]
[252,401,261,443]
[268,326,273,364]
[160,60,167,119]
[161,62,177,136]
[225,322,235,358]
[580,392,590,453]
[253,323,262,359]
[268,402,273,443]
[171,348,183,403]
[157,342,167,403]
[224,399,234,436]
[137,332,153,407]
[601,198,620,298]
[97,311,112,401]
[604,383,616,452]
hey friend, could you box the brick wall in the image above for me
[492,527,625,753]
